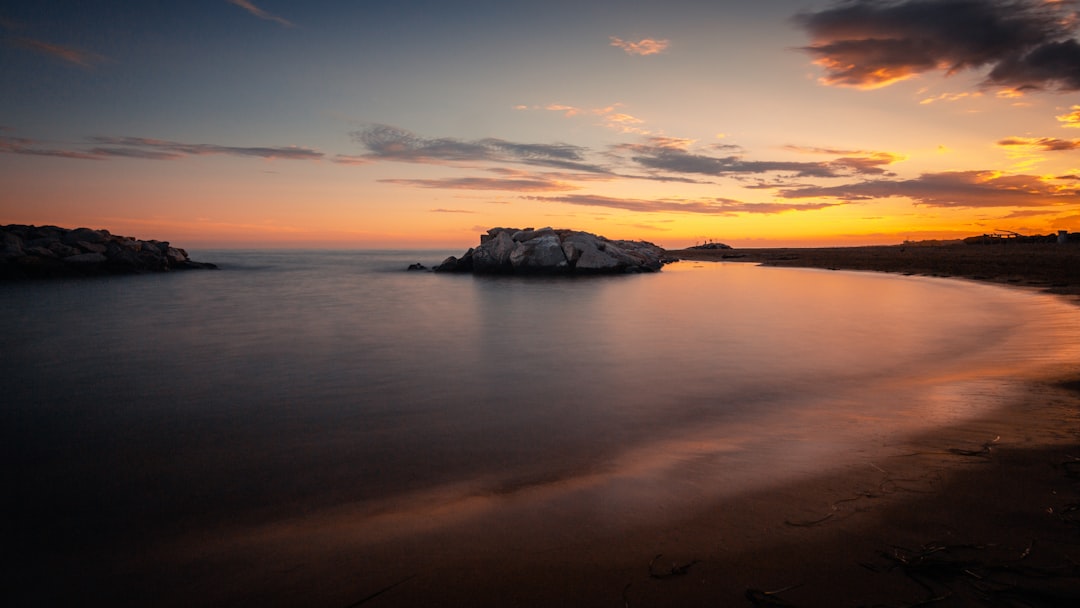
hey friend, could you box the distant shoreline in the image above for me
[669,242,1080,299]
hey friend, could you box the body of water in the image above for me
[5,250,1079,605]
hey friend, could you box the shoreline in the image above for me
[669,242,1080,300]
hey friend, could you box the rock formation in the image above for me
[434,227,671,274]
[1,224,217,279]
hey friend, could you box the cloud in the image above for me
[783,146,905,175]
[779,170,1079,208]
[0,131,324,162]
[352,124,611,173]
[997,136,1080,151]
[609,37,669,56]
[227,0,294,27]
[429,209,477,214]
[919,91,981,104]
[519,102,652,135]
[10,37,104,67]
[331,154,373,165]
[618,142,903,178]
[380,176,579,192]
[87,136,323,160]
[1056,105,1080,128]
[0,134,103,160]
[529,194,842,216]
[794,0,1080,91]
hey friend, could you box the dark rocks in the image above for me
[406,262,427,271]
[434,227,672,275]
[1,224,218,280]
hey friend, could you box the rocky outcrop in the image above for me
[1,224,217,279]
[434,227,672,274]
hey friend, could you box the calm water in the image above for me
[5,250,1080,605]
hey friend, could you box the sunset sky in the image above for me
[2,0,1079,248]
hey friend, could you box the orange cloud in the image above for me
[1057,106,1080,128]
[609,37,669,56]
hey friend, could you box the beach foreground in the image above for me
[372,246,1080,607]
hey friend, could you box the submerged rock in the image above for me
[434,227,671,275]
[1,224,218,280]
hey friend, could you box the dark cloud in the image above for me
[997,136,1080,151]
[353,125,610,173]
[987,39,1080,91]
[529,194,843,215]
[779,170,1079,207]
[795,0,1080,91]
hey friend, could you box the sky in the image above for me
[1,0,1079,249]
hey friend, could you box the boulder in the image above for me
[1,224,217,279]
[510,233,568,270]
[434,227,669,275]
[63,252,108,265]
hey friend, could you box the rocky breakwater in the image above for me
[434,227,670,274]
[1,224,217,279]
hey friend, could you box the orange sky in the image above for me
[2,1,1079,249]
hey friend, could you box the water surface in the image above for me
[5,250,1079,604]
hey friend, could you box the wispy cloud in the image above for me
[352,124,611,173]
[330,154,373,165]
[617,141,903,178]
[529,194,842,216]
[794,0,1080,91]
[87,136,323,160]
[0,131,324,162]
[517,102,651,135]
[997,136,1080,151]
[380,176,578,192]
[1057,105,1080,128]
[227,0,294,28]
[0,134,103,159]
[10,37,104,68]
[429,208,477,214]
[919,91,982,105]
[609,37,669,56]
[778,171,1079,208]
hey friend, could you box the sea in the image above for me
[5,249,1080,606]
